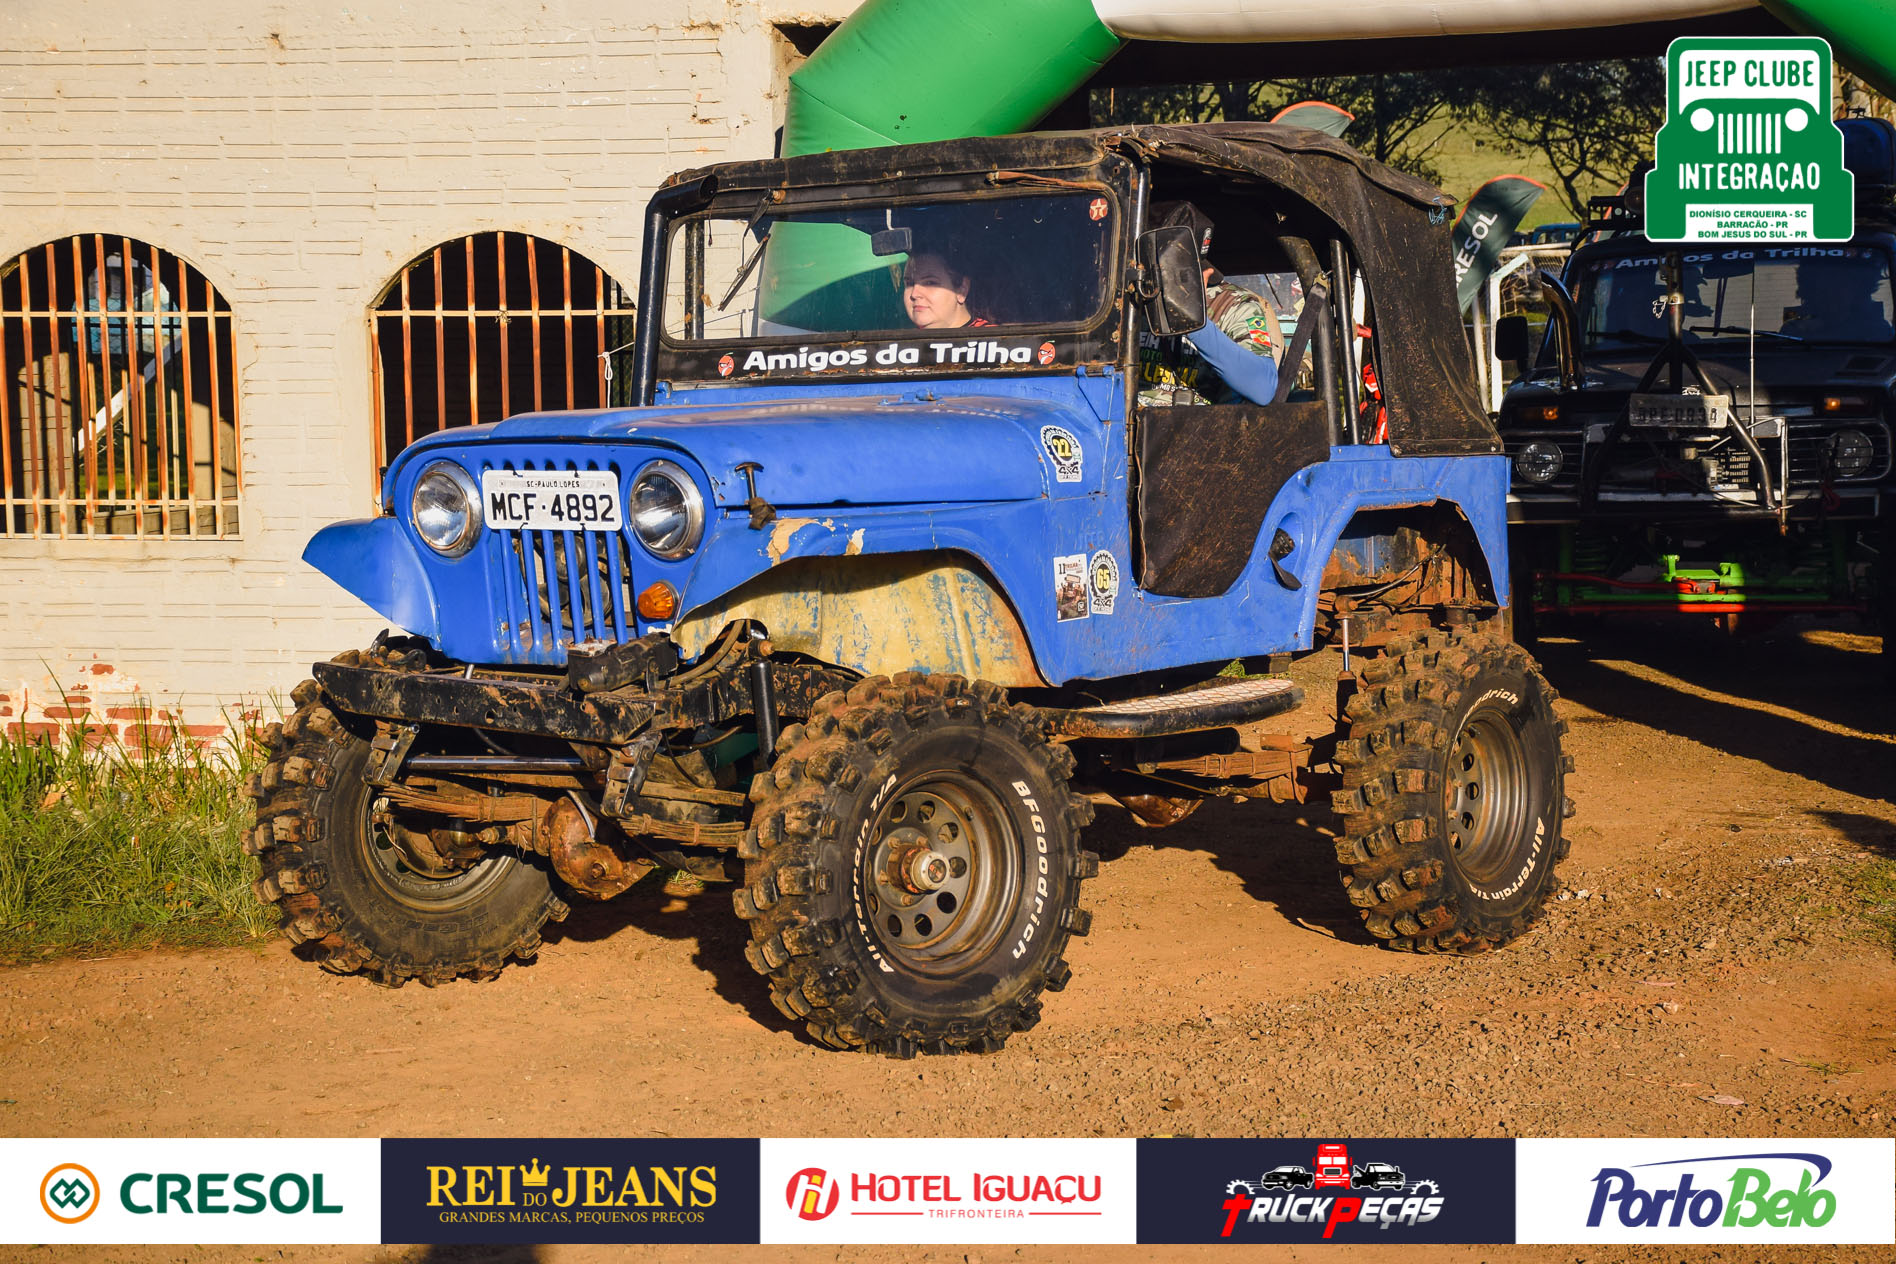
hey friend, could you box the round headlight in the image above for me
[411,461,481,556]
[1830,428,1873,479]
[630,460,704,560]
[1513,439,1564,485]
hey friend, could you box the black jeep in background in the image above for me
[1496,118,1896,676]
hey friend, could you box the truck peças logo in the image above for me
[426,1157,717,1226]
[1221,1144,1444,1239]
[1589,1151,1839,1229]
[1646,36,1853,243]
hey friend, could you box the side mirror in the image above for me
[1137,225,1207,337]
[1493,315,1531,364]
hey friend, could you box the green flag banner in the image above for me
[1269,100,1354,138]
[1451,175,1547,310]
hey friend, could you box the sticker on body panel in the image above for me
[1040,425,1083,483]
[1089,550,1119,615]
[1054,555,1089,622]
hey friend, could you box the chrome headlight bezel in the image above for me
[1513,439,1565,485]
[410,460,482,557]
[630,459,705,561]
[1829,428,1874,480]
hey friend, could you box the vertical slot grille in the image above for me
[485,458,637,658]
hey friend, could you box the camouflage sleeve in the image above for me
[1206,283,1280,363]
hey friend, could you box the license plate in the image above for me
[1629,393,1728,429]
[480,469,623,531]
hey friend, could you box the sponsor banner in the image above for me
[1138,1137,1514,1244]
[0,1138,380,1244]
[381,1137,757,1245]
[759,1138,1137,1244]
[1516,1138,1896,1245]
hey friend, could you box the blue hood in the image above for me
[392,395,1082,508]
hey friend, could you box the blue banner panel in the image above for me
[380,1138,759,1244]
[1137,1138,1515,1244]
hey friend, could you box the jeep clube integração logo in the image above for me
[1646,36,1854,242]
[1589,1151,1838,1230]
[1220,1143,1445,1240]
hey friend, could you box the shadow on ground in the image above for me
[1533,619,1892,804]
[540,871,797,1038]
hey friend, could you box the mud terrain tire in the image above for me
[245,664,567,987]
[737,673,1096,1056]
[1331,628,1571,953]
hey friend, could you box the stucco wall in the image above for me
[0,0,857,738]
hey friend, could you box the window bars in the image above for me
[371,232,638,470]
[1,235,240,538]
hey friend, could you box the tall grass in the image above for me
[0,717,274,961]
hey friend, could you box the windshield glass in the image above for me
[663,190,1116,343]
[1578,247,1896,350]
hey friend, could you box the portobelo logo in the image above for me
[785,1167,842,1221]
[41,1164,100,1225]
[1646,36,1853,242]
[1039,424,1083,482]
[1220,1144,1444,1239]
[1588,1151,1839,1230]
[426,1156,717,1226]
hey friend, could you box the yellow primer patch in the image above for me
[766,516,824,563]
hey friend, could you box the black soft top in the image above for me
[666,123,1495,457]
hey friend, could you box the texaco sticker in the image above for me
[1040,425,1083,483]
[1088,196,1110,221]
[1054,554,1089,622]
[1088,549,1119,616]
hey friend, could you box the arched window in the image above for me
[1,236,239,537]
[371,233,637,468]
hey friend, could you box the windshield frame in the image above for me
[651,160,1132,387]
[1571,241,1896,354]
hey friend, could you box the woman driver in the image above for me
[902,252,991,329]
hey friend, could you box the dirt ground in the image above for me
[4,622,1894,1264]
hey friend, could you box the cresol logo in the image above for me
[1589,1152,1837,1229]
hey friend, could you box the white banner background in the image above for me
[759,1137,1136,1245]
[0,1138,382,1244]
[1516,1138,1894,1245]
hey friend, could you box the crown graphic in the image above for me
[520,1159,551,1187]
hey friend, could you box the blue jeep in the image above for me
[249,124,1571,1056]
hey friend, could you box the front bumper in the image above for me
[1507,488,1881,525]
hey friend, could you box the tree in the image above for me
[1459,61,1666,220]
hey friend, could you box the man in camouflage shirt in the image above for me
[1137,201,1283,407]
